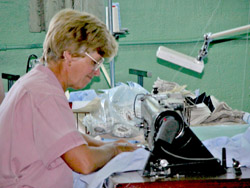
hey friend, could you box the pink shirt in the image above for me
[0,65,87,188]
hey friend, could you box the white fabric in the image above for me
[243,112,250,124]
[203,125,250,168]
[190,103,211,125]
[73,148,149,188]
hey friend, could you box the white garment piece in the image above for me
[189,96,245,125]
[190,103,211,125]
[152,77,194,97]
[73,148,150,188]
[243,112,250,124]
[203,126,250,168]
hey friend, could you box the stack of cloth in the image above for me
[152,77,246,126]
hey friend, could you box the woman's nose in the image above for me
[93,68,101,76]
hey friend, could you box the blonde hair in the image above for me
[41,9,118,63]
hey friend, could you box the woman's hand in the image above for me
[111,139,139,155]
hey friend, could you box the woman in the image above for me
[0,9,138,188]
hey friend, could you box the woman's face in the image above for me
[67,51,102,90]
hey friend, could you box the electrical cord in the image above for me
[161,146,219,162]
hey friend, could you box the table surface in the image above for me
[107,167,250,188]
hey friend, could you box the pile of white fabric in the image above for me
[152,77,246,126]
[203,125,250,168]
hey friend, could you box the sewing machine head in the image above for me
[138,93,226,177]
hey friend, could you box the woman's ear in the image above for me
[63,51,72,62]
[63,51,72,66]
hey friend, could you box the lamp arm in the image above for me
[210,24,250,39]
[197,33,212,61]
[197,24,250,61]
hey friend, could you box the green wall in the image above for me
[0,0,249,112]
[0,1,45,88]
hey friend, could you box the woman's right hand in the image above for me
[112,139,139,155]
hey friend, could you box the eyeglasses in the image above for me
[85,52,104,71]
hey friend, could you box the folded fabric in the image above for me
[152,77,194,97]
[203,102,245,124]
[190,103,211,125]
[73,148,150,188]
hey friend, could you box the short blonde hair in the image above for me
[41,9,118,63]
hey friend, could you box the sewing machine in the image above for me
[138,93,227,177]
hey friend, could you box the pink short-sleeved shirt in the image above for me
[0,65,87,188]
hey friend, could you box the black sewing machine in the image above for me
[137,93,227,177]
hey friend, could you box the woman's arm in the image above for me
[61,139,138,174]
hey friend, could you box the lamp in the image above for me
[156,24,250,73]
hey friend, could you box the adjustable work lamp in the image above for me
[157,24,250,73]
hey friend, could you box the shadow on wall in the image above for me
[157,58,205,79]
